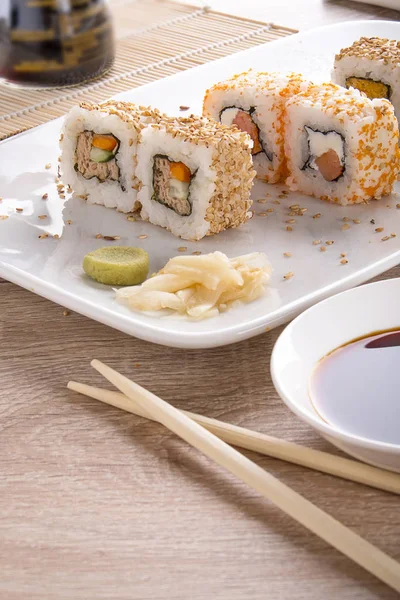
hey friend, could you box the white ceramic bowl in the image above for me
[271,278,400,473]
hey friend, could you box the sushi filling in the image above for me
[152,155,193,216]
[345,77,391,100]
[219,106,272,160]
[75,131,120,182]
[303,127,345,182]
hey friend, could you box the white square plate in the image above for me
[1,20,400,349]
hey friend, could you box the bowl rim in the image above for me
[271,277,400,454]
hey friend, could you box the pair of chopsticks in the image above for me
[68,361,400,593]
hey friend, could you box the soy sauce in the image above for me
[0,0,115,87]
[310,329,400,445]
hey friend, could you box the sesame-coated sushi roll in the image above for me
[60,101,161,213]
[284,83,400,205]
[332,37,400,124]
[203,71,311,183]
[136,116,256,241]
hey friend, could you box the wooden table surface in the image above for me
[1,1,400,599]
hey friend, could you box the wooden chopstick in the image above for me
[67,380,400,496]
[88,360,400,593]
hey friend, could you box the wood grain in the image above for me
[1,1,400,598]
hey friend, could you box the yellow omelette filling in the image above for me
[345,77,390,100]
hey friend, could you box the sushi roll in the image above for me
[202,71,311,183]
[60,101,161,213]
[284,83,400,205]
[136,115,256,240]
[332,37,400,123]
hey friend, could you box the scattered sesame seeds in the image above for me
[38,215,47,220]
[286,225,293,232]
[286,219,296,224]
[391,233,396,238]
[192,250,202,255]
[381,236,390,241]
[341,223,350,231]
[256,199,267,204]
[45,163,51,170]
[66,219,72,225]
[16,208,23,213]
[283,252,292,258]
[266,208,274,213]
[320,246,326,252]
[38,233,48,239]
[138,234,147,239]
[289,204,299,210]
[178,246,187,252]
[340,258,348,265]
[272,200,281,205]
[103,235,120,241]
[258,212,268,217]
[313,213,321,219]
[312,240,321,245]
[325,240,335,245]
[179,105,190,111]
[278,194,286,199]
[63,309,70,317]
[284,272,294,280]
[95,233,103,239]
[126,215,136,222]
[280,190,289,196]
[0,215,8,220]
[353,219,361,224]
[42,193,48,200]
[375,227,384,232]
[340,252,347,257]
[342,217,349,222]
[53,234,59,239]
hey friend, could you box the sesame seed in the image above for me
[340,252,347,257]
[272,200,281,205]
[375,227,384,232]
[283,252,292,257]
[95,234,103,239]
[284,271,294,280]
[312,240,321,245]
[103,235,120,241]
[45,163,51,169]
[325,240,335,245]
[42,193,48,200]
[53,234,59,239]
[381,236,390,241]
[66,219,72,225]
[313,213,321,219]
[179,105,190,111]
[178,246,187,252]
[16,208,23,213]
[342,217,349,222]
[126,215,136,222]
[278,194,286,199]
[391,233,396,238]
[38,233,48,239]
[257,199,267,204]
[63,309,70,316]
[258,212,268,217]
[289,204,299,210]
[38,215,47,220]
[0,215,8,220]
[353,219,361,224]
[341,223,350,231]
[138,234,147,239]
[280,190,289,195]
[59,194,65,199]
[267,208,274,213]
[340,258,348,265]
[286,219,296,224]
[192,250,202,255]
[320,246,326,252]
[286,226,293,232]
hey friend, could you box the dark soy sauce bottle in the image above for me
[0,0,115,88]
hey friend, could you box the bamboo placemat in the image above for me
[0,1,297,139]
